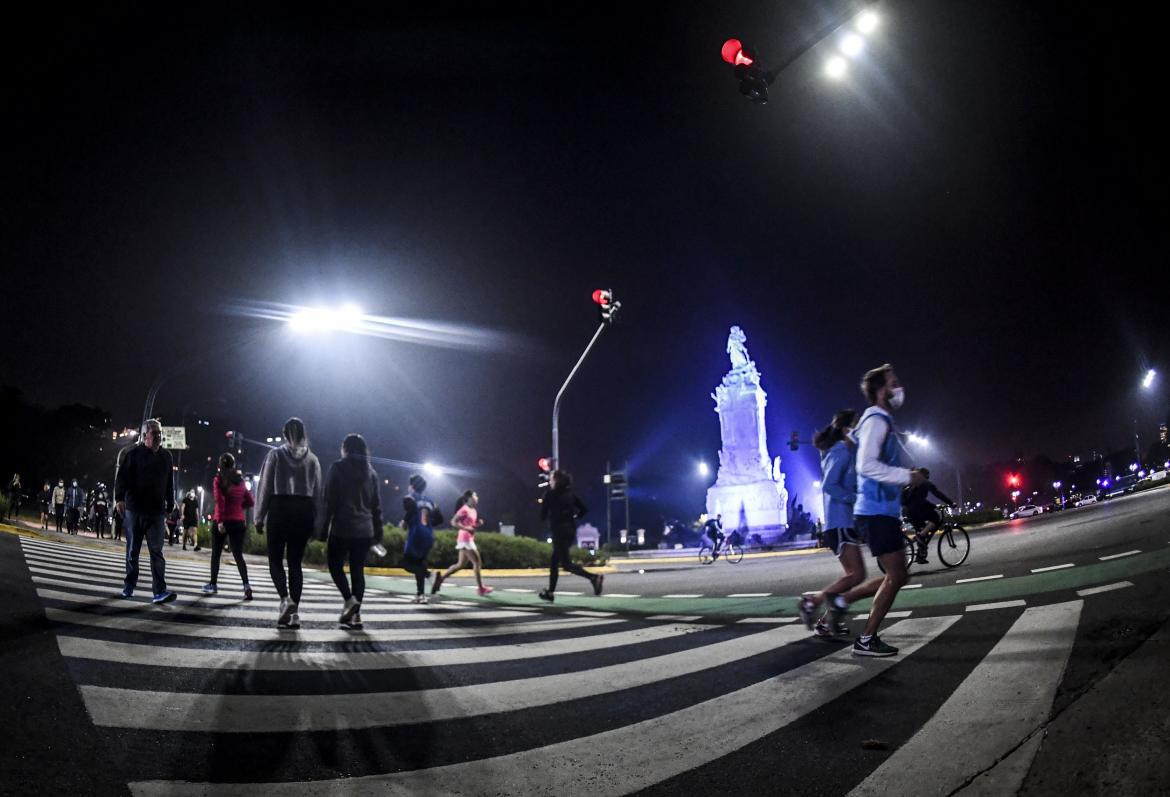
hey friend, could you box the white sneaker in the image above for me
[277,598,297,628]
[288,612,300,629]
[339,596,361,626]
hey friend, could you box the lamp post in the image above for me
[551,291,621,470]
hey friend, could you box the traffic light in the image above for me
[789,431,800,451]
[225,430,242,453]
[1007,473,1021,489]
[608,469,628,500]
[537,456,553,490]
[721,38,771,103]
[592,289,621,324]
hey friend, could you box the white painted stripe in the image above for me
[1076,581,1133,597]
[128,616,959,796]
[727,592,770,598]
[955,574,1004,584]
[57,621,713,671]
[503,588,533,593]
[601,593,639,598]
[557,591,584,596]
[966,600,1026,612]
[644,615,702,622]
[902,584,923,590]
[663,593,702,598]
[44,607,620,642]
[849,601,1082,797]
[565,610,617,617]
[1031,563,1074,573]
[22,557,352,594]
[1098,550,1140,561]
[84,623,810,731]
[853,610,912,621]
[737,617,797,624]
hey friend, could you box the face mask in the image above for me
[888,386,905,410]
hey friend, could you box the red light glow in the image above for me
[592,289,611,306]
[721,39,753,66]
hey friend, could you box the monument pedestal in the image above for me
[706,481,788,544]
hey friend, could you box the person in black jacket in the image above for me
[113,419,177,604]
[320,433,383,630]
[902,467,956,564]
[538,470,603,602]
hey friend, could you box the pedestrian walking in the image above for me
[538,470,603,602]
[798,409,862,638]
[113,419,177,603]
[91,483,110,539]
[112,501,124,542]
[180,490,200,551]
[432,490,493,597]
[65,478,84,534]
[52,479,66,533]
[321,434,383,628]
[165,506,180,545]
[6,473,22,520]
[38,481,52,529]
[255,417,323,630]
[401,474,439,603]
[202,453,254,599]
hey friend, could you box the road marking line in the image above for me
[727,593,770,598]
[558,591,584,596]
[1076,581,1134,597]
[645,615,703,622]
[126,616,958,794]
[853,610,912,620]
[966,599,1026,612]
[663,594,702,598]
[1031,563,1074,573]
[503,588,534,593]
[1098,550,1140,561]
[848,601,1082,797]
[738,617,797,624]
[602,593,640,598]
[565,610,617,617]
[81,623,812,732]
[902,584,923,590]
[955,574,1003,583]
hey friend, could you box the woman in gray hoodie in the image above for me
[255,417,324,629]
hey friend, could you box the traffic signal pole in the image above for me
[551,322,607,470]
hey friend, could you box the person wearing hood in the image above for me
[65,479,85,534]
[538,470,603,602]
[402,474,439,603]
[39,481,52,529]
[255,417,324,629]
[180,489,200,551]
[6,474,22,520]
[321,434,382,629]
[52,480,66,533]
[203,452,255,599]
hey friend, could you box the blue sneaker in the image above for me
[202,583,218,595]
[120,587,133,599]
[152,590,177,605]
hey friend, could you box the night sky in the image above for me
[4,1,1167,525]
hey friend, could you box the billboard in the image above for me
[160,426,188,450]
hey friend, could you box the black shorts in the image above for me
[822,527,863,556]
[906,508,941,531]
[856,515,905,557]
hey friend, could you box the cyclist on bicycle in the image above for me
[901,467,955,564]
[703,514,724,560]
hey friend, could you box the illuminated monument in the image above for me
[705,326,789,542]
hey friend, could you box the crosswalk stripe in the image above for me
[737,617,797,624]
[645,615,702,622]
[56,621,714,671]
[21,551,345,589]
[44,606,620,642]
[848,601,1082,796]
[1076,581,1133,597]
[727,592,770,598]
[966,599,1027,612]
[81,623,810,731]
[127,615,960,796]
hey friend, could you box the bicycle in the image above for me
[699,539,744,564]
[877,515,970,573]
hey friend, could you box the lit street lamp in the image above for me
[697,461,710,478]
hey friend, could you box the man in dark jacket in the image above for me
[114,419,177,603]
[538,470,603,602]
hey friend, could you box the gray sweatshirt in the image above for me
[254,444,324,526]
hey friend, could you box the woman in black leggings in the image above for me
[255,417,323,630]
[321,433,383,630]
[203,453,255,599]
[538,470,604,602]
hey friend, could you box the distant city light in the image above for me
[840,33,865,57]
[422,462,443,477]
[697,461,710,477]
[1052,481,1062,489]
[1142,369,1157,389]
[856,9,880,34]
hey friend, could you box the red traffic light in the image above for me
[721,38,754,66]
[1007,473,1021,488]
[537,457,553,473]
[225,431,234,438]
[592,289,612,307]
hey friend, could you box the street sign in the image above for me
[160,426,188,450]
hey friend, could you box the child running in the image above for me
[432,490,492,597]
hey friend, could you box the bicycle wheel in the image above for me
[698,545,713,565]
[937,525,970,568]
[725,544,744,564]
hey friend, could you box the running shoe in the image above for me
[339,596,360,625]
[853,635,898,657]
[277,598,296,628]
[287,612,301,630]
[477,585,494,597]
[152,590,177,605]
[592,574,605,596]
[813,620,835,638]
[120,586,133,599]
[243,583,254,601]
[798,596,818,630]
[349,611,363,630]
[538,589,554,603]
[410,595,429,604]
[823,592,846,625]
[835,621,851,637]
[431,571,444,595]
[202,583,218,595]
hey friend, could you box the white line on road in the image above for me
[1098,550,1140,561]
[853,611,912,621]
[565,610,617,617]
[663,594,702,598]
[1076,581,1133,597]
[955,574,1003,584]
[738,617,797,624]
[503,588,534,593]
[902,584,923,590]
[601,593,640,598]
[727,593,771,598]
[965,600,1026,612]
[645,615,702,622]
[1031,563,1074,573]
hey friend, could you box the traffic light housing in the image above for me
[721,38,771,103]
[225,430,240,452]
[789,431,800,451]
[608,469,628,500]
[592,289,621,324]
[537,456,553,490]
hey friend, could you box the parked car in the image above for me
[1010,505,1043,519]
[1074,494,1098,507]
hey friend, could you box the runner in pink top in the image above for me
[432,490,491,596]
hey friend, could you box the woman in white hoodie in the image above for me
[255,417,324,629]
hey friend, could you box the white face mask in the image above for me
[888,386,905,410]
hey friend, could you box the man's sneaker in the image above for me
[152,590,177,605]
[431,571,444,595]
[202,583,217,595]
[538,589,554,603]
[243,584,254,601]
[477,585,494,596]
[120,586,133,599]
[798,596,818,630]
[339,597,360,625]
[277,598,296,628]
[853,635,898,657]
[813,620,835,638]
[592,574,605,596]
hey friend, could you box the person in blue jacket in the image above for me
[798,409,862,638]
[402,474,439,603]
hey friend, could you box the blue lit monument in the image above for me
[705,326,789,542]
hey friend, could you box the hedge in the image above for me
[951,509,1007,526]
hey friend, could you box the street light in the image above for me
[856,9,880,34]
[907,432,930,447]
[422,462,443,478]
[288,304,365,334]
[824,55,848,79]
[1142,369,1157,389]
[697,461,710,477]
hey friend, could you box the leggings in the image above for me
[401,553,429,595]
[266,495,314,603]
[210,520,249,585]
[549,531,593,591]
[328,536,371,602]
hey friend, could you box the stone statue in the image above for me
[727,326,750,369]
